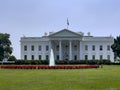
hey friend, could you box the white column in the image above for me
[79,41,82,60]
[69,40,72,60]
[59,40,62,60]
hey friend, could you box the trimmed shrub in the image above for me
[15,60,42,65]
[8,55,17,61]
[41,60,49,65]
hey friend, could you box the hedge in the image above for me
[14,59,111,65]
[55,59,111,65]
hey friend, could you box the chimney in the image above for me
[87,32,91,36]
[44,32,47,36]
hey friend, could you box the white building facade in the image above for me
[20,29,114,62]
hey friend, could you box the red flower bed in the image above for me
[0,65,99,69]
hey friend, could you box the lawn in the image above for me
[0,65,120,90]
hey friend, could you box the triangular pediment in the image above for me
[49,29,82,38]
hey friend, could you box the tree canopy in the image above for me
[111,36,120,58]
[0,33,13,61]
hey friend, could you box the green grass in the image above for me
[0,65,120,90]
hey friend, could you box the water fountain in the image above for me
[49,48,55,66]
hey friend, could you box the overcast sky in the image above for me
[0,0,120,59]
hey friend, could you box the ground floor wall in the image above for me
[21,41,114,62]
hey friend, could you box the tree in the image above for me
[0,33,12,61]
[111,36,120,59]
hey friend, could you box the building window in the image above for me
[39,55,41,60]
[65,45,69,51]
[46,45,49,51]
[46,55,49,60]
[100,55,103,60]
[107,45,110,51]
[74,55,77,60]
[85,45,88,50]
[31,45,34,51]
[100,45,103,51]
[85,55,88,60]
[56,45,59,51]
[38,45,42,51]
[74,45,77,51]
[66,45,68,48]
[107,55,110,60]
[24,45,27,51]
[31,55,34,60]
[92,45,95,51]
[92,55,95,60]
[24,55,27,60]
[56,55,59,60]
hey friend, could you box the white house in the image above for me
[20,29,114,62]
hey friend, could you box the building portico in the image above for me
[49,29,83,60]
[50,40,81,60]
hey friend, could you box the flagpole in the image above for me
[67,18,69,29]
